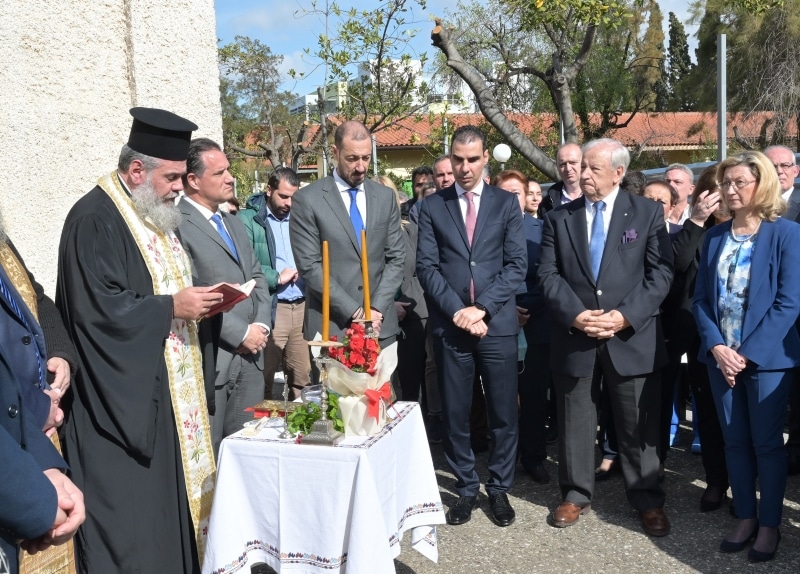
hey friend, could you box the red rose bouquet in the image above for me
[328,322,380,375]
[324,323,398,436]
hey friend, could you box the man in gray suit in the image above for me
[177,138,271,455]
[290,121,404,348]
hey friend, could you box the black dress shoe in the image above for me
[488,493,515,527]
[446,495,480,525]
[700,485,728,512]
[525,463,550,484]
[748,529,781,563]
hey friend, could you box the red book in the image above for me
[205,279,256,318]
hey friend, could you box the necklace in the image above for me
[729,219,762,243]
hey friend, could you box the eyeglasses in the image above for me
[772,162,796,172]
[718,179,756,191]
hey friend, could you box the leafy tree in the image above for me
[665,12,695,110]
[219,36,315,171]
[431,0,670,178]
[689,0,798,147]
[298,0,433,135]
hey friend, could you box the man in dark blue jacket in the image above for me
[1,349,84,573]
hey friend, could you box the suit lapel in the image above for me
[472,185,494,247]
[564,197,594,282]
[598,192,633,280]
[179,198,238,264]
[741,221,773,339]
[322,176,361,254]
[705,223,729,326]
[443,186,470,250]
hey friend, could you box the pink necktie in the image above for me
[465,191,477,245]
[465,191,476,300]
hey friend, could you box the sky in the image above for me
[214,0,699,98]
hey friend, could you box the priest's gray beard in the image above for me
[0,216,7,243]
[131,177,182,232]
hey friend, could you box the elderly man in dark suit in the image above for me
[416,126,527,527]
[538,138,674,536]
[177,138,271,456]
[290,121,404,347]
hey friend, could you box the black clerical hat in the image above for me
[127,107,198,161]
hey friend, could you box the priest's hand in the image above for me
[173,286,224,321]
[42,388,64,437]
[238,324,268,354]
[23,470,85,554]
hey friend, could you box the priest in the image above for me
[56,108,222,573]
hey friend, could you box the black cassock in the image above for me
[57,187,199,573]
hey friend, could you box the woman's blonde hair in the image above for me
[716,151,785,221]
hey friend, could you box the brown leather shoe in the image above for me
[550,501,591,528]
[640,508,671,537]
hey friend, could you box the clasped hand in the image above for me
[573,309,629,339]
[454,306,488,338]
[22,469,85,554]
[711,344,747,388]
[238,324,268,354]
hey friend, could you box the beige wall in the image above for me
[0,0,222,293]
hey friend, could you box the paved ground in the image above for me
[261,378,800,573]
[393,425,800,574]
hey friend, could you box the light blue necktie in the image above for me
[348,188,364,249]
[0,272,44,387]
[590,200,606,281]
[211,213,239,262]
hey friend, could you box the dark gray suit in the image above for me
[290,175,405,343]
[177,198,271,455]
[539,191,673,511]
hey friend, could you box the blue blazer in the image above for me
[416,184,527,338]
[0,264,50,429]
[1,349,65,572]
[693,217,800,370]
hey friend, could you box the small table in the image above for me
[202,401,445,574]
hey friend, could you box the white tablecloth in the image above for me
[202,401,445,574]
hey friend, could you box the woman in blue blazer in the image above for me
[693,151,800,562]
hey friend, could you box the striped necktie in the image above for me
[0,272,44,387]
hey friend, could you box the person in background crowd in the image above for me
[403,166,434,220]
[620,170,648,196]
[240,168,309,401]
[525,179,542,217]
[224,197,240,215]
[668,165,731,513]
[495,169,551,485]
[538,143,582,218]
[643,181,681,235]
[665,163,695,225]
[693,151,800,562]
[375,174,429,409]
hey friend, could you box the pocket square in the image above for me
[621,229,638,244]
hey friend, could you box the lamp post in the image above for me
[493,143,512,170]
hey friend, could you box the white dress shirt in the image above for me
[585,187,620,245]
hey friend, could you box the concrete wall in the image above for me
[0,0,222,294]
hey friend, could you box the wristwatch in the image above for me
[474,302,490,320]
